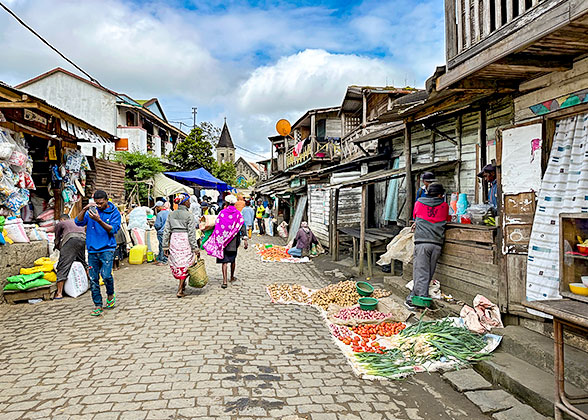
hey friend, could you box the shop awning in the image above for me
[152,173,194,197]
[164,168,233,191]
[339,160,459,188]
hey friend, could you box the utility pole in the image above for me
[192,107,198,129]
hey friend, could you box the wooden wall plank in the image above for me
[464,0,472,48]
[457,0,464,52]
[445,227,495,243]
[446,0,458,59]
[482,0,491,36]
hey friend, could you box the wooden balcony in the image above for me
[440,0,588,90]
[285,139,340,170]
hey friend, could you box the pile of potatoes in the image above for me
[267,283,312,304]
[311,281,361,309]
[311,281,393,310]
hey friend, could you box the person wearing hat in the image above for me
[416,172,436,201]
[154,200,170,266]
[477,164,497,208]
[162,193,199,297]
[407,182,450,311]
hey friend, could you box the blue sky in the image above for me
[0,0,445,160]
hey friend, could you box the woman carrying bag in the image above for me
[162,193,200,298]
[203,194,248,288]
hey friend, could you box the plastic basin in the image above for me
[356,281,374,296]
[358,297,378,311]
[412,296,433,308]
[570,283,588,296]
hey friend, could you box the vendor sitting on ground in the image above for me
[406,182,450,311]
[54,214,87,299]
[287,221,319,258]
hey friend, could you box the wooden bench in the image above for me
[337,227,399,276]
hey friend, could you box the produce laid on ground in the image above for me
[255,244,290,261]
[333,306,394,322]
[267,279,500,380]
[267,283,313,304]
[355,317,493,378]
[310,281,391,310]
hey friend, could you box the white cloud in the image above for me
[238,49,402,114]
[0,0,444,158]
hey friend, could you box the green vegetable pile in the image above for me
[355,317,491,379]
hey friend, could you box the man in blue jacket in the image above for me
[76,190,121,316]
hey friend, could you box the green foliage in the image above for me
[114,151,164,203]
[168,125,216,172]
[213,161,237,186]
[199,121,222,145]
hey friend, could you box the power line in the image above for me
[0,1,120,100]
[234,144,267,159]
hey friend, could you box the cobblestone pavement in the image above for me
[0,237,489,420]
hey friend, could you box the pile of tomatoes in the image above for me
[351,322,406,338]
[338,335,385,353]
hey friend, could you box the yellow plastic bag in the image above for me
[43,271,57,282]
[20,264,54,275]
[3,231,13,244]
[35,257,55,266]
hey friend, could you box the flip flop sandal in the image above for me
[221,284,228,289]
[105,294,116,309]
[90,307,103,316]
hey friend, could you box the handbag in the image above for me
[188,257,208,288]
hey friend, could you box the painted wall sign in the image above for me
[529,88,588,116]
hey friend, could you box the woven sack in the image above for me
[188,258,208,288]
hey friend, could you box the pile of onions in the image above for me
[334,306,392,321]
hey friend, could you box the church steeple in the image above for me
[217,118,235,164]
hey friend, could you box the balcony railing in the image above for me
[285,139,340,170]
[445,0,548,60]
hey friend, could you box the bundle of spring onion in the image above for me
[355,317,491,378]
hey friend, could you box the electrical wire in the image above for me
[1,1,270,161]
[2,2,103,90]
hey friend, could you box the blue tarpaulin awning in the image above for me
[164,168,233,191]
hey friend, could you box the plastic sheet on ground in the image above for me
[266,282,502,381]
[255,244,309,263]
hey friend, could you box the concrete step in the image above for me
[474,351,587,418]
[498,325,588,392]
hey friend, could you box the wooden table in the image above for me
[337,227,399,276]
[523,299,588,420]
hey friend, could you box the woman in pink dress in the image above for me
[162,193,199,298]
[203,194,248,288]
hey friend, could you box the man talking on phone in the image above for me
[76,190,122,316]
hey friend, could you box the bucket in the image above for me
[146,251,154,263]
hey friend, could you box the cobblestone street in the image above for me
[0,238,489,420]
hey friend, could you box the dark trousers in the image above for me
[257,218,265,234]
[408,243,442,302]
[56,238,87,283]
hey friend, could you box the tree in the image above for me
[213,161,237,186]
[168,125,216,172]
[199,121,222,145]
[114,151,164,203]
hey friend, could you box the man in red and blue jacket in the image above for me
[407,182,450,310]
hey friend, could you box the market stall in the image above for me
[266,280,501,380]
[0,83,114,302]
